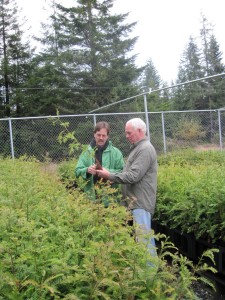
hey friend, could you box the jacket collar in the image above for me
[89,140,111,151]
[130,137,148,149]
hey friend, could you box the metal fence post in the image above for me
[143,94,150,139]
[93,114,96,126]
[161,112,167,154]
[218,110,223,150]
[9,118,15,159]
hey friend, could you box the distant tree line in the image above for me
[0,0,224,118]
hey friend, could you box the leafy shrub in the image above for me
[156,150,225,243]
[57,159,78,189]
[0,157,216,299]
[173,119,206,142]
[158,149,225,166]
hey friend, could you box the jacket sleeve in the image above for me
[109,147,154,184]
[75,150,93,180]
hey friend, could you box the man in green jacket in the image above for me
[75,121,124,206]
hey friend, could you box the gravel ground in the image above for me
[192,281,225,300]
[192,281,214,299]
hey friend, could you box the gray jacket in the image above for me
[108,137,157,214]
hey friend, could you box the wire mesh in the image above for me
[0,110,224,161]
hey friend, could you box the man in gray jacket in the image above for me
[96,118,157,257]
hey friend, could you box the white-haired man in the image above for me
[96,118,158,257]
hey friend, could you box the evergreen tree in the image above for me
[140,58,161,90]
[0,0,33,117]
[206,35,225,109]
[138,58,171,111]
[199,14,225,109]
[20,0,77,116]
[33,0,142,114]
[173,36,204,110]
[174,14,225,111]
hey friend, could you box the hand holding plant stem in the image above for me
[87,164,97,175]
[96,167,110,179]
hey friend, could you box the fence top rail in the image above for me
[0,112,144,121]
[88,72,225,113]
[0,109,224,121]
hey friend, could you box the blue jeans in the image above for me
[132,208,157,257]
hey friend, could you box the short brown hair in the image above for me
[94,121,110,135]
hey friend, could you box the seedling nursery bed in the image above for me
[153,220,225,299]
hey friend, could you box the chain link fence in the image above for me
[1,109,225,161]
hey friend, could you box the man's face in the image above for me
[94,128,108,147]
[125,123,141,144]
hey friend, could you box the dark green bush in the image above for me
[156,150,225,243]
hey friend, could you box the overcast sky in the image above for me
[18,0,225,83]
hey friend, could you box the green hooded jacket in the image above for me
[75,141,124,205]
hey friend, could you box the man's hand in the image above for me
[87,164,97,175]
[96,167,110,179]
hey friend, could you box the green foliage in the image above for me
[156,150,225,243]
[159,111,218,152]
[1,1,225,117]
[57,159,77,183]
[10,118,77,162]
[137,58,172,112]
[174,15,225,111]
[32,0,142,114]
[158,148,225,166]
[0,0,34,117]
[51,114,83,156]
[0,157,216,299]
[174,119,205,142]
